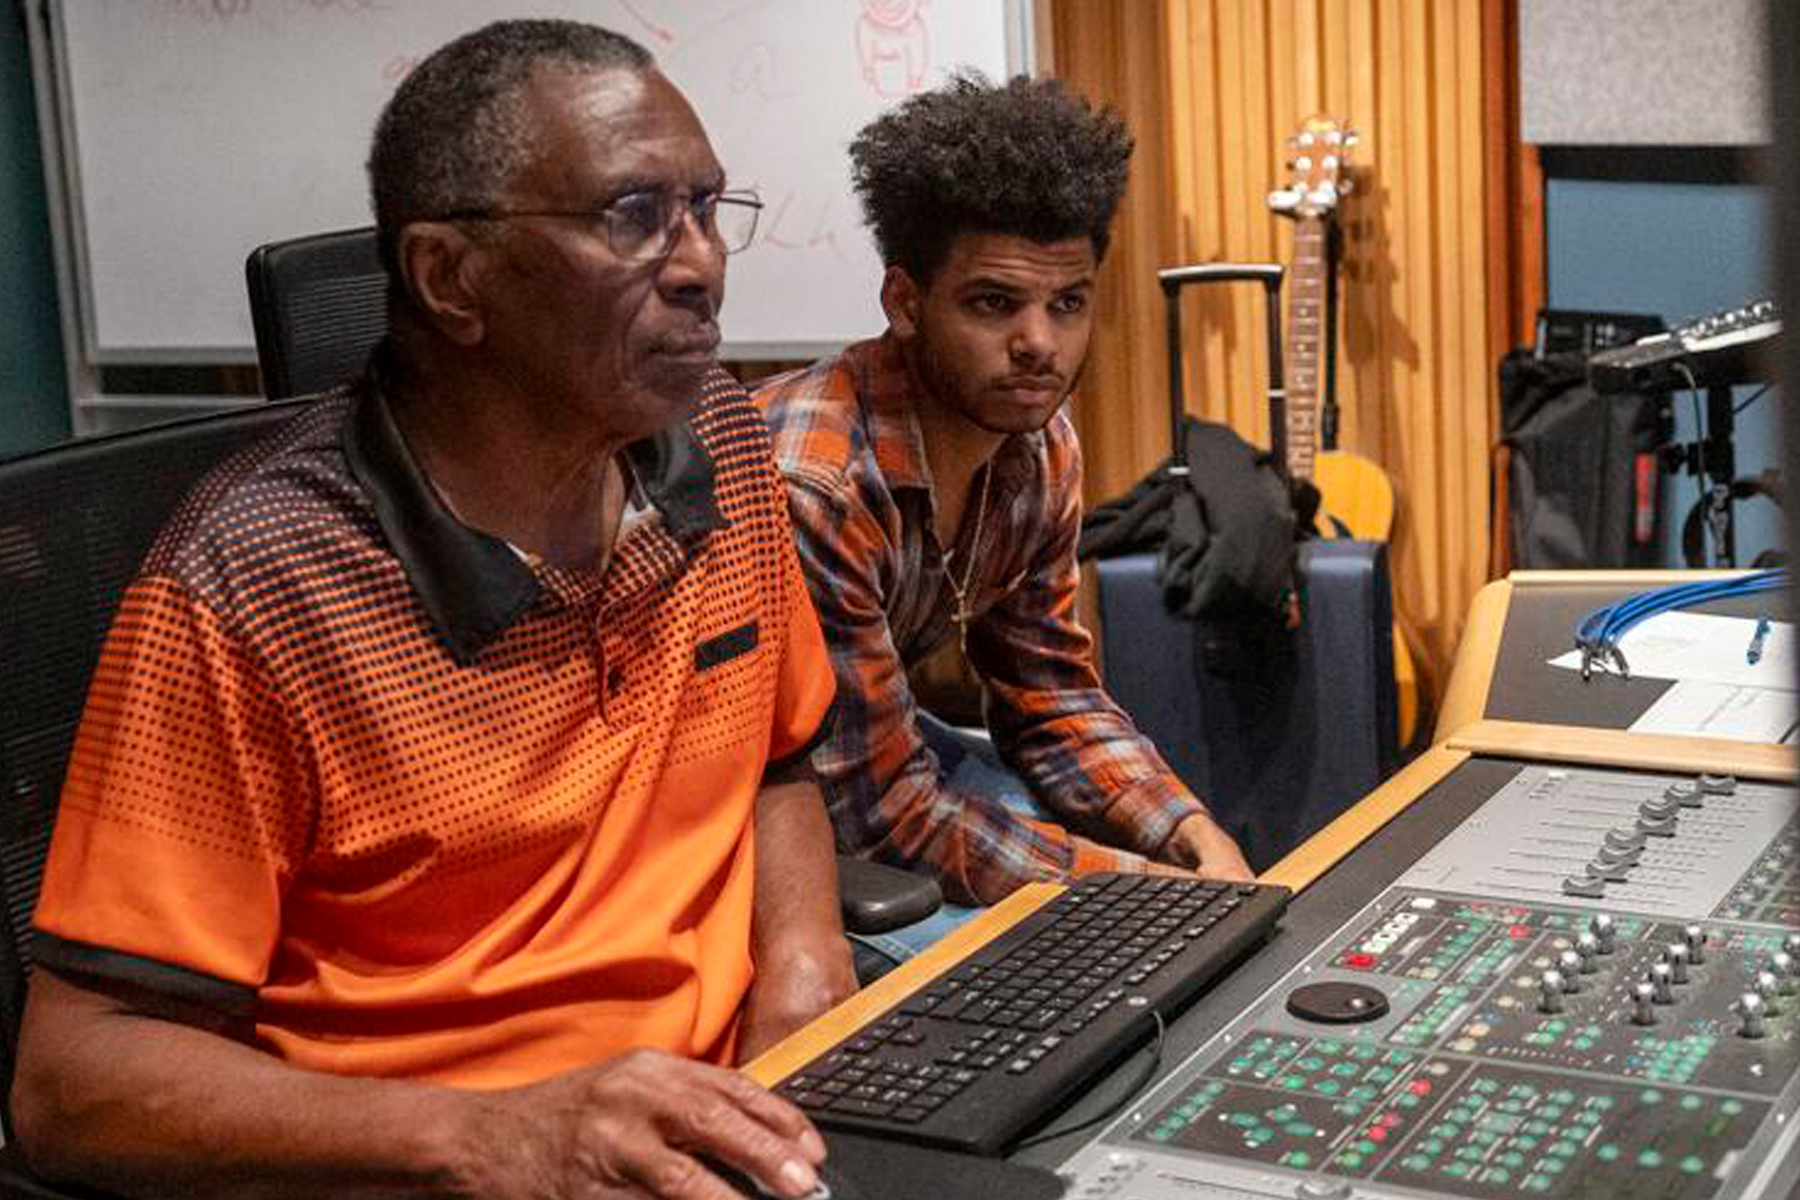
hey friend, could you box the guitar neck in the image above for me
[1283,216,1329,483]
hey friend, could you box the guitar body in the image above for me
[1312,449,1394,540]
[1308,449,1425,754]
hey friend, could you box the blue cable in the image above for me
[1574,568,1789,680]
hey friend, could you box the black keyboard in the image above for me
[775,873,1290,1155]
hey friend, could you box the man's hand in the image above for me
[1164,812,1255,882]
[738,942,856,1063]
[470,1048,828,1200]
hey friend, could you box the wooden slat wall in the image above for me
[1049,0,1510,696]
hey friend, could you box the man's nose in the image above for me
[1009,308,1056,366]
[658,208,726,303]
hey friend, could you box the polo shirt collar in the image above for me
[344,356,724,664]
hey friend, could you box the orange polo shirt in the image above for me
[33,364,835,1087]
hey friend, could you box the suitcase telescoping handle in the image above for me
[1156,263,1286,479]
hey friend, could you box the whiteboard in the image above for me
[40,0,1027,362]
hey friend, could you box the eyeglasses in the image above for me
[440,188,763,261]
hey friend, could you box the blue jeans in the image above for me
[849,714,1054,978]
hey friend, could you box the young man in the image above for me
[13,21,849,1199]
[756,74,1254,962]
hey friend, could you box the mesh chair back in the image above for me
[245,227,388,399]
[0,402,307,1118]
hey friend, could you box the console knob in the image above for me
[1638,797,1680,821]
[1604,829,1646,853]
[1562,875,1606,899]
[1698,774,1737,795]
[1755,971,1784,1014]
[1597,843,1643,866]
[1637,813,1679,837]
[1649,963,1676,1004]
[1683,924,1708,965]
[1574,934,1601,972]
[1664,780,1703,807]
[1738,992,1767,1038]
[1662,943,1690,985]
[1557,951,1585,989]
[1591,914,1617,954]
[1631,981,1657,1025]
[1295,1178,1354,1200]
[1772,951,1798,992]
[1586,858,1632,882]
[1539,971,1566,1013]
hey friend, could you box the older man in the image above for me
[12,20,850,1200]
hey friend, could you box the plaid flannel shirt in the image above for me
[755,333,1210,906]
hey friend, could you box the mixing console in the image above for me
[1058,765,1800,1200]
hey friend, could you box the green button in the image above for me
[1597,1145,1621,1162]
[1484,1168,1512,1184]
[1681,1156,1706,1174]
[1723,1099,1745,1115]
[1317,1081,1343,1096]
[1640,1089,1664,1105]
[1552,1141,1582,1159]
[1285,1123,1316,1138]
[1403,1155,1433,1172]
[1281,1151,1313,1168]
[1540,1158,1565,1174]
[1639,1150,1664,1169]
[1446,1163,1470,1178]
[1680,1094,1704,1111]
[1298,1057,1325,1072]
[1339,1153,1365,1169]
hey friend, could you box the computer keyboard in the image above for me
[775,873,1291,1155]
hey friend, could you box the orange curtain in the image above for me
[1050,0,1515,710]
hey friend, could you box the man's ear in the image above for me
[396,222,488,347]
[879,265,923,340]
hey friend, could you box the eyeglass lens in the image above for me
[609,191,759,260]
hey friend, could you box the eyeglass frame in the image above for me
[433,187,764,261]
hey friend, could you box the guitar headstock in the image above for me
[1268,115,1358,220]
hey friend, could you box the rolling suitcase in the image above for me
[1090,264,1399,870]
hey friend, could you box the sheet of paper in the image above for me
[1629,680,1799,742]
[1547,611,1794,688]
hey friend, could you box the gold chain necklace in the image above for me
[941,463,993,657]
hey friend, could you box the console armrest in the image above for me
[836,857,942,934]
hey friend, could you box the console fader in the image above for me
[1058,766,1800,1200]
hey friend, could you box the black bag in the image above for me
[1079,416,1297,622]
[1499,349,1669,568]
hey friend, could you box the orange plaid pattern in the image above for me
[756,334,1209,906]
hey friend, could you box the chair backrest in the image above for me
[0,402,308,1114]
[245,226,388,399]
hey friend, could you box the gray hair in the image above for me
[367,18,654,277]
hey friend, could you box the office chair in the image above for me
[243,228,942,949]
[245,226,388,399]
[0,401,311,1195]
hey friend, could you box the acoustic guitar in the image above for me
[1268,115,1428,751]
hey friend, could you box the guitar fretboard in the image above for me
[1283,218,1327,483]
